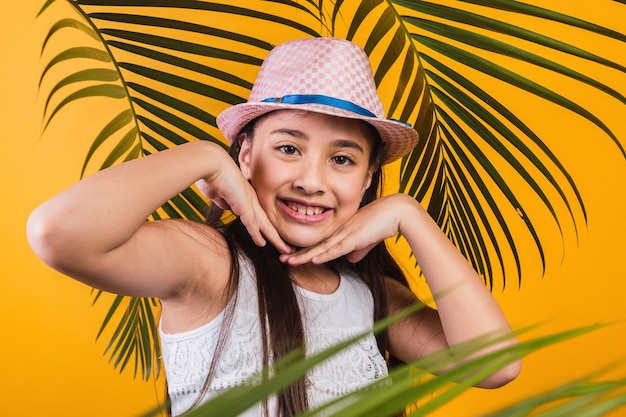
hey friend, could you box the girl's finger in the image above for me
[258,215,293,254]
[239,212,266,247]
[283,231,353,265]
[239,203,293,254]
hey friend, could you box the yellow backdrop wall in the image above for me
[2,2,625,417]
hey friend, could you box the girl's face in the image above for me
[238,110,377,248]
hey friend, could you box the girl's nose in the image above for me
[293,159,327,195]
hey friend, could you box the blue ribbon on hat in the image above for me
[260,94,412,127]
[261,94,377,118]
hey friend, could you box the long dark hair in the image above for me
[193,113,409,416]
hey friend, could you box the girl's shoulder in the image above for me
[154,218,232,295]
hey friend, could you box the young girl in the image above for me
[27,38,520,416]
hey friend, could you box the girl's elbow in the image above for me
[479,357,522,389]
[26,209,74,270]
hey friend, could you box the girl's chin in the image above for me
[279,231,330,251]
[284,239,323,251]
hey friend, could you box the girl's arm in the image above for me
[281,193,521,388]
[383,194,521,386]
[27,140,290,300]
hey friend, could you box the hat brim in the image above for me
[217,102,419,165]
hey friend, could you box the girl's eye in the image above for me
[277,145,299,155]
[332,155,354,166]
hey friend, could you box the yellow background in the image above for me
[2,1,626,416]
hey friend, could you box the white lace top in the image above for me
[159,256,388,416]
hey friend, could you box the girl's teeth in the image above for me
[288,202,323,216]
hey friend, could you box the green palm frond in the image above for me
[483,379,626,417]
[37,0,625,380]
[91,290,162,379]
[135,314,624,417]
[393,1,625,289]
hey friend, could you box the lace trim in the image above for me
[305,329,388,396]
[162,305,263,396]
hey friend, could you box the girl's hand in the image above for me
[195,168,293,255]
[280,194,414,265]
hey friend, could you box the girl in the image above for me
[27,38,520,416]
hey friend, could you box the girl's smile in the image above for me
[279,199,332,223]
[238,110,376,248]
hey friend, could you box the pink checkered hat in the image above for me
[216,37,419,164]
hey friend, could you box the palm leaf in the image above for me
[483,377,626,417]
[37,0,625,379]
[135,313,617,417]
[92,291,162,379]
[395,0,625,288]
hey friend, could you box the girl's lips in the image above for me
[278,199,332,223]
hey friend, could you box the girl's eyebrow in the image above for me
[271,128,308,139]
[332,139,365,154]
[270,129,365,154]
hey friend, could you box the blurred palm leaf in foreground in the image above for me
[137,310,626,417]
[37,0,625,398]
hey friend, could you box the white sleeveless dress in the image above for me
[159,256,388,416]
